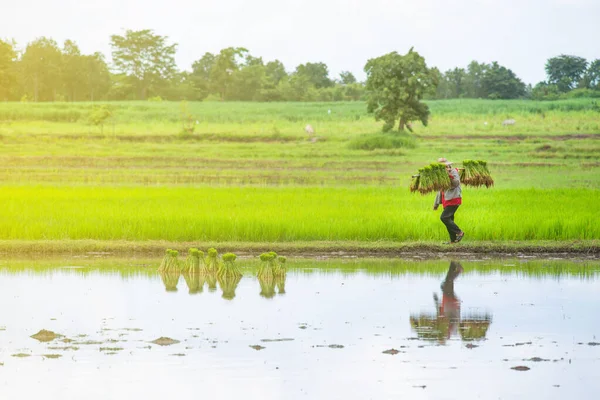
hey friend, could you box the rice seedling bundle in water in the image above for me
[158,249,181,273]
[218,252,242,280]
[274,256,287,278]
[258,252,275,281]
[204,248,222,274]
[460,160,494,188]
[183,248,202,274]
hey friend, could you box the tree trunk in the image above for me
[398,116,406,131]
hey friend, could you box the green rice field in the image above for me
[0,99,598,252]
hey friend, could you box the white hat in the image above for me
[437,157,453,165]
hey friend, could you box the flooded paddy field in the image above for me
[1,256,599,399]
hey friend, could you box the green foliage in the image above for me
[88,105,113,133]
[178,100,195,136]
[545,55,588,92]
[348,133,417,150]
[364,48,438,132]
[0,39,17,101]
[110,29,178,100]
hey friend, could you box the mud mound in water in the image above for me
[151,337,180,346]
[30,329,61,342]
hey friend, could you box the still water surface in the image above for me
[0,258,599,399]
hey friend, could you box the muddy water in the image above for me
[0,258,599,400]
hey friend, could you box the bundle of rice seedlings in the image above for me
[410,163,452,195]
[409,174,420,193]
[218,275,242,300]
[204,248,222,274]
[218,252,242,280]
[258,252,275,281]
[460,160,494,188]
[273,256,287,278]
[159,271,180,292]
[182,248,203,274]
[158,249,181,273]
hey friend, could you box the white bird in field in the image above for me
[305,124,315,136]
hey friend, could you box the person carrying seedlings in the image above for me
[433,158,465,244]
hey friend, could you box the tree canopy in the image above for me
[364,48,438,132]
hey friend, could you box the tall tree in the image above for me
[465,61,488,98]
[545,55,588,92]
[20,37,63,101]
[339,71,357,84]
[294,62,333,89]
[208,47,248,100]
[0,39,17,100]
[62,40,84,101]
[444,67,468,98]
[583,59,600,90]
[264,60,287,86]
[364,48,438,132]
[481,62,525,99]
[190,52,216,100]
[110,29,177,99]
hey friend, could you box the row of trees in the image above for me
[0,30,363,102]
[0,29,598,102]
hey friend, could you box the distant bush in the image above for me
[348,133,417,151]
[560,89,600,99]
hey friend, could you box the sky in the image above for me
[1,0,599,85]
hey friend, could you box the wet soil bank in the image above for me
[0,240,597,259]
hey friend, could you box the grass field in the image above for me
[0,99,598,253]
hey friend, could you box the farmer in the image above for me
[433,158,465,244]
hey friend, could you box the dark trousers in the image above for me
[440,205,462,242]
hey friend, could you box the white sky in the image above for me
[1,0,599,84]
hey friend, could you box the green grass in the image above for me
[0,186,596,241]
[0,99,598,251]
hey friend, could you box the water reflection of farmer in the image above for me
[433,260,463,339]
[410,261,492,344]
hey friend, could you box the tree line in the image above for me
[0,29,598,102]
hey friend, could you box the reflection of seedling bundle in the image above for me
[218,275,242,300]
[275,256,287,294]
[159,271,180,292]
[158,249,181,273]
[182,248,204,274]
[409,313,451,344]
[458,314,493,341]
[410,160,494,194]
[459,160,494,188]
[182,271,202,294]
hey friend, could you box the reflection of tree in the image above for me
[159,271,180,292]
[410,261,492,344]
